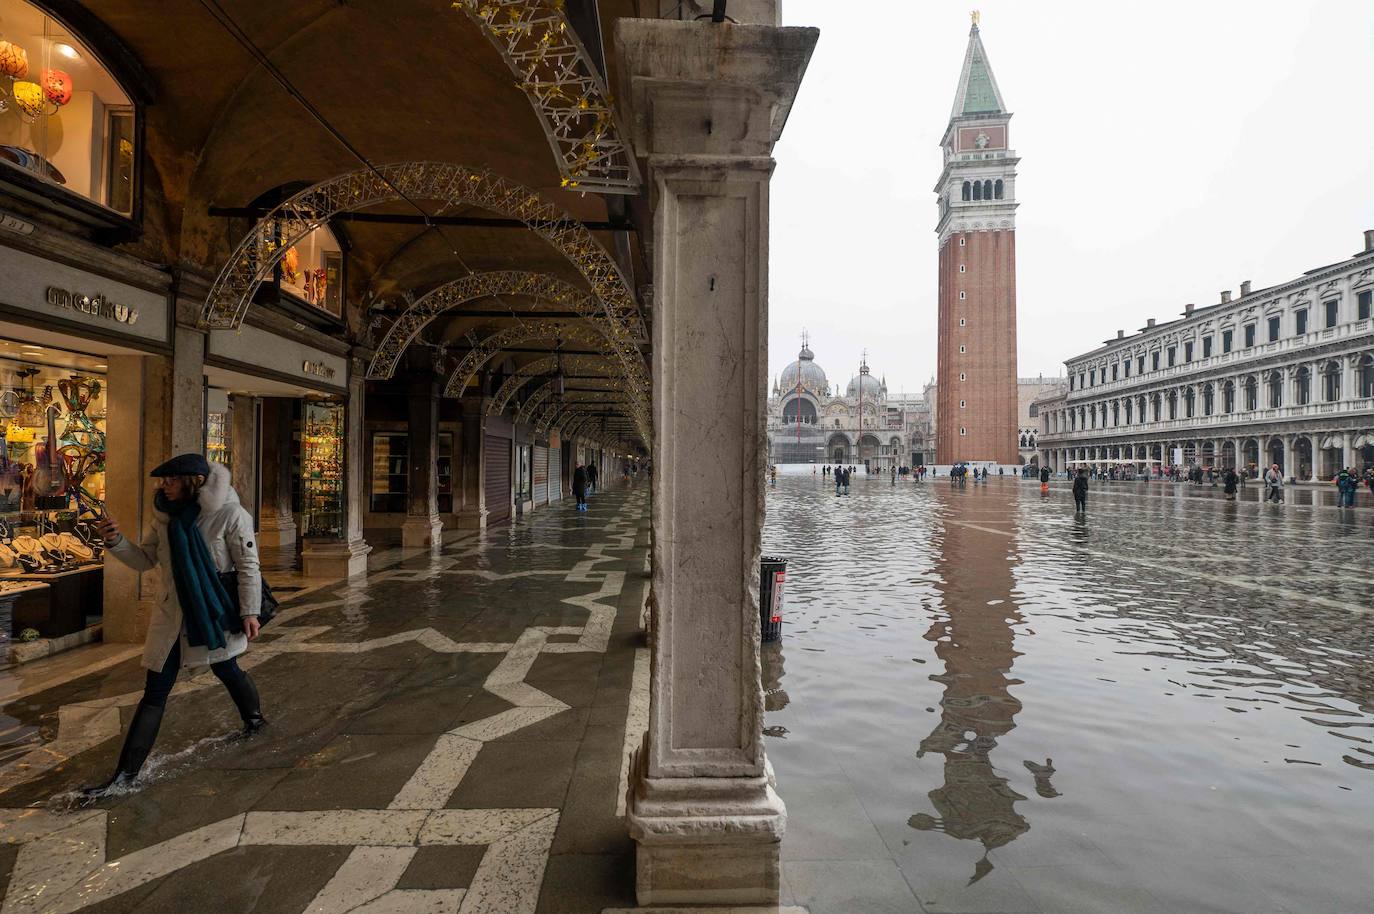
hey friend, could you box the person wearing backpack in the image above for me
[85,454,266,798]
[1072,468,1089,513]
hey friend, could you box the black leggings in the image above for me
[143,640,251,709]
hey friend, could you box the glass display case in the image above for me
[206,409,230,470]
[437,432,453,514]
[370,432,407,513]
[300,400,344,537]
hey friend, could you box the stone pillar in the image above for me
[402,369,443,549]
[1282,435,1296,481]
[257,398,297,546]
[229,394,259,520]
[102,355,166,644]
[171,322,206,456]
[455,398,488,529]
[302,358,372,578]
[1341,430,1355,471]
[1309,435,1323,483]
[617,13,816,906]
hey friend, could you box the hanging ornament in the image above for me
[12,81,47,118]
[41,69,73,107]
[0,41,28,79]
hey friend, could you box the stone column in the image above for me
[1282,435,1296,481]
[302,358,372,578]
[1340,431,1354,474]
[257,398,297,546]
[455,398,488,529]
[402,368,443,549]
[617,13,816,906]
[229,394,259,520]
[171,322,206,456]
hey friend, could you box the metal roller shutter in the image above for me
[532,445,549,505]
[485,437,512,524]
[547,446,561,502]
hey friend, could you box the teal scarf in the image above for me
[157,491,235,651]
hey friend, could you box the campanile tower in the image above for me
[935,13,1018,465]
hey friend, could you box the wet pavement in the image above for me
[0,483,649,914]
[763,473,1374,914]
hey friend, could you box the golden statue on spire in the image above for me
[971,10,980,27]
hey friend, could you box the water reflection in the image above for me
[907,491,1050,882]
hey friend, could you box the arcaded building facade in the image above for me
[935,17,1019,465]
[1036,231,1374,480]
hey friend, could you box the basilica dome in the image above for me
[779,344,828,396]
[845,369,884,400]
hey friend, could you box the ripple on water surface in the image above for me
[762,474,1374,910]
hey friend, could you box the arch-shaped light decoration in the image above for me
[444,319,610,398]
[456,0,640,193]
[519,375,625,426]
[533,390,635,434]
[369,271,605,380]
[198,162,648,434]
[486,354,619,416]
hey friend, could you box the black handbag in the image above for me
[220,570,280,630]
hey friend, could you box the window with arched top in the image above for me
[961,181,971,201]
[1360,355,1374,398]
[0,0,141,218]
[994,179,1003,199]
[1167,391,1177,420]
[1322,361,1340,402]
[972,181,982,201]
[1202,384,1214,416]
[1295,367,1311,405]
[1223,381,1235,413]
[1266,371,1282,408]
[1184,388,1195,418]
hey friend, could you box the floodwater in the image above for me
[762,473,1374,914]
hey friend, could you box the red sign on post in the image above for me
[769,570,785,623]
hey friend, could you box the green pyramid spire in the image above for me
[950,23,1007,120]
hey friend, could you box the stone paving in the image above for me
[0,484,650,914]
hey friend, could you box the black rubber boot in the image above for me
[224,670,267,736]
[81,702,164,799]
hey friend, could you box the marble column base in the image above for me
[256,513,297,547]
[301,536,371,579]
[401,514,444,550]
[627,748,786,905]
[453,507,488,530]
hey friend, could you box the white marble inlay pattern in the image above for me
[0,493,648,913]
[617,647,651,817]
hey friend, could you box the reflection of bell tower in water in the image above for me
[908,501,1056,882]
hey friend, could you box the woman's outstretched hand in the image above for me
[93,517,121,546]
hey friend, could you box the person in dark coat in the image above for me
[586,460,598,495]
[1223,467,1239,500]
[572,463,589,511]
[1072,468,1089,513]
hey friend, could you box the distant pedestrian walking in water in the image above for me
[1264,463,1284,503]
[842,466,851,495]
[1072,468,1089,513]
[1223,467,1239,500]
[573,463,589,511]
[834,466,842,497]
[1039,465,1050,496]
[1336,467,1359,507]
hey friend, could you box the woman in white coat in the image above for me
[85,453,266,798]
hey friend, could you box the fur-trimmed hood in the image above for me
[151,462,239,522]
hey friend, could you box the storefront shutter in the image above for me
[546,446,561,502]
[485,437,512,523]
[532,445,549,505]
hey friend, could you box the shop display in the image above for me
[206,409,231,469]
[370,432,408,513]
[301,400,344,538]
[278,224,342,316]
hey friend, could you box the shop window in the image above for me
[516,445,532,504]
[0,354,106,516]
[370,432,408,513]
[0,1,137,215]
[301,401,344,536]
[205,402,230,470]
[277,223,344,317]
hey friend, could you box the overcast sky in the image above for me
[768,0,1374,397]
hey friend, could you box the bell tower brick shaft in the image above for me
[935,19,1018,465]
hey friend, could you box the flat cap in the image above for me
[150,453,211,478]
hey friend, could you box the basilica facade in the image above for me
[767,341,934,470]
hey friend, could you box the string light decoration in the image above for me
[527,389,634,432]
[198,162,649,436]
[455,0,641,193]
[446,319,606,394]
[368,270,605,380]
[486,354,619,416]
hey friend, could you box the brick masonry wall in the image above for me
[937,230,1018,463]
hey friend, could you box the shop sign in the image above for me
[45,287,140,326]
[302,360,336,380]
